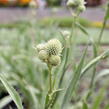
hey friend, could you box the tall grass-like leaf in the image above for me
[98,2,109,44]
[82,101,88,109]
[61,47,87,109]
[80,50,109,78]
[89,38,98,90]
[0,96,12,109]
[28,86,39,109]
[91,87,106,109]
[76,22,89,36]
[104,2,109,21]
[0,74,23,109]
[96,69,109,81]
[104,104,109,109]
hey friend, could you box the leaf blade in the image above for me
[61,47,87,109]
[0,74,23,109]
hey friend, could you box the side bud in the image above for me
[61,30,70,37]
[36,44,45,52]
[77,5,86,12]
[67,0,77,8]
[38,50,48,61]
[49,55,61,66]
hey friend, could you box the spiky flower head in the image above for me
[67,0,86,13]
[38,50,48,61]
[78,5,86,12]
[45,39,62,56]
[49,55,61,66]
[36,43,45,52]
[67,0,77,8]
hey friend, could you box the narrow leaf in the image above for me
[82,101,89,109]
[104,104,109,109]
[0,74,23,109]
[0,96,12,109]
[96,69,109,80]
[105,3,109,21]
[61,47,87,109]
[81,50,109,77]
[76,22,89,35]
[92,87,105,109]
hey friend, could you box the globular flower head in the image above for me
[78,5,86,12]
[61,30,70,37]
[49,55,61,66]
[67,0,86,13]
[37,39,63,67]
[38,50,48,61]
[67,0,77,8]
[45,39,62,56]
[36,43,45,52]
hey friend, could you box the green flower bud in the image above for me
[49,55,61,66]
[78,5,86,12]
[36,44,45,52]
[75,0,82,5]
[67,0,86,14]
[38,50,48,61]
[61,30,70,37]
[67,0,77,7]
[45,39,62,56]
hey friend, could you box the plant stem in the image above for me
[48,65,52,93]
[98,19,107,46]
[51,11,78,108]
[98,3,109,46]
[89,42,97,89]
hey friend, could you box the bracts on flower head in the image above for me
[36,39,63,66]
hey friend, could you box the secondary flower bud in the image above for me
[45,39,62,56]
[67,0,77,8]
[78,5,86,12]
[61,30,70,37]
[67,0,86,14]
[38,50,48,61]
[36,44,45,52]
[49,55,61,66]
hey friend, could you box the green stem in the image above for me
[89,42,97,89]
[98,19,107,46]
[50,11,78,108]
[90,67,96,89]
[98,3,109,46]
[48,65,52,93]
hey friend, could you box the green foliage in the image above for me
[0,2,109,109]
[47,0,61,6]
[61,47,87,109]
[41,17,91,27]
[0,74,23,109]
[0,96,12,109]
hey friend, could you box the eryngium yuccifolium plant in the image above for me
[37,39,63,108]
[37,39,62,66]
